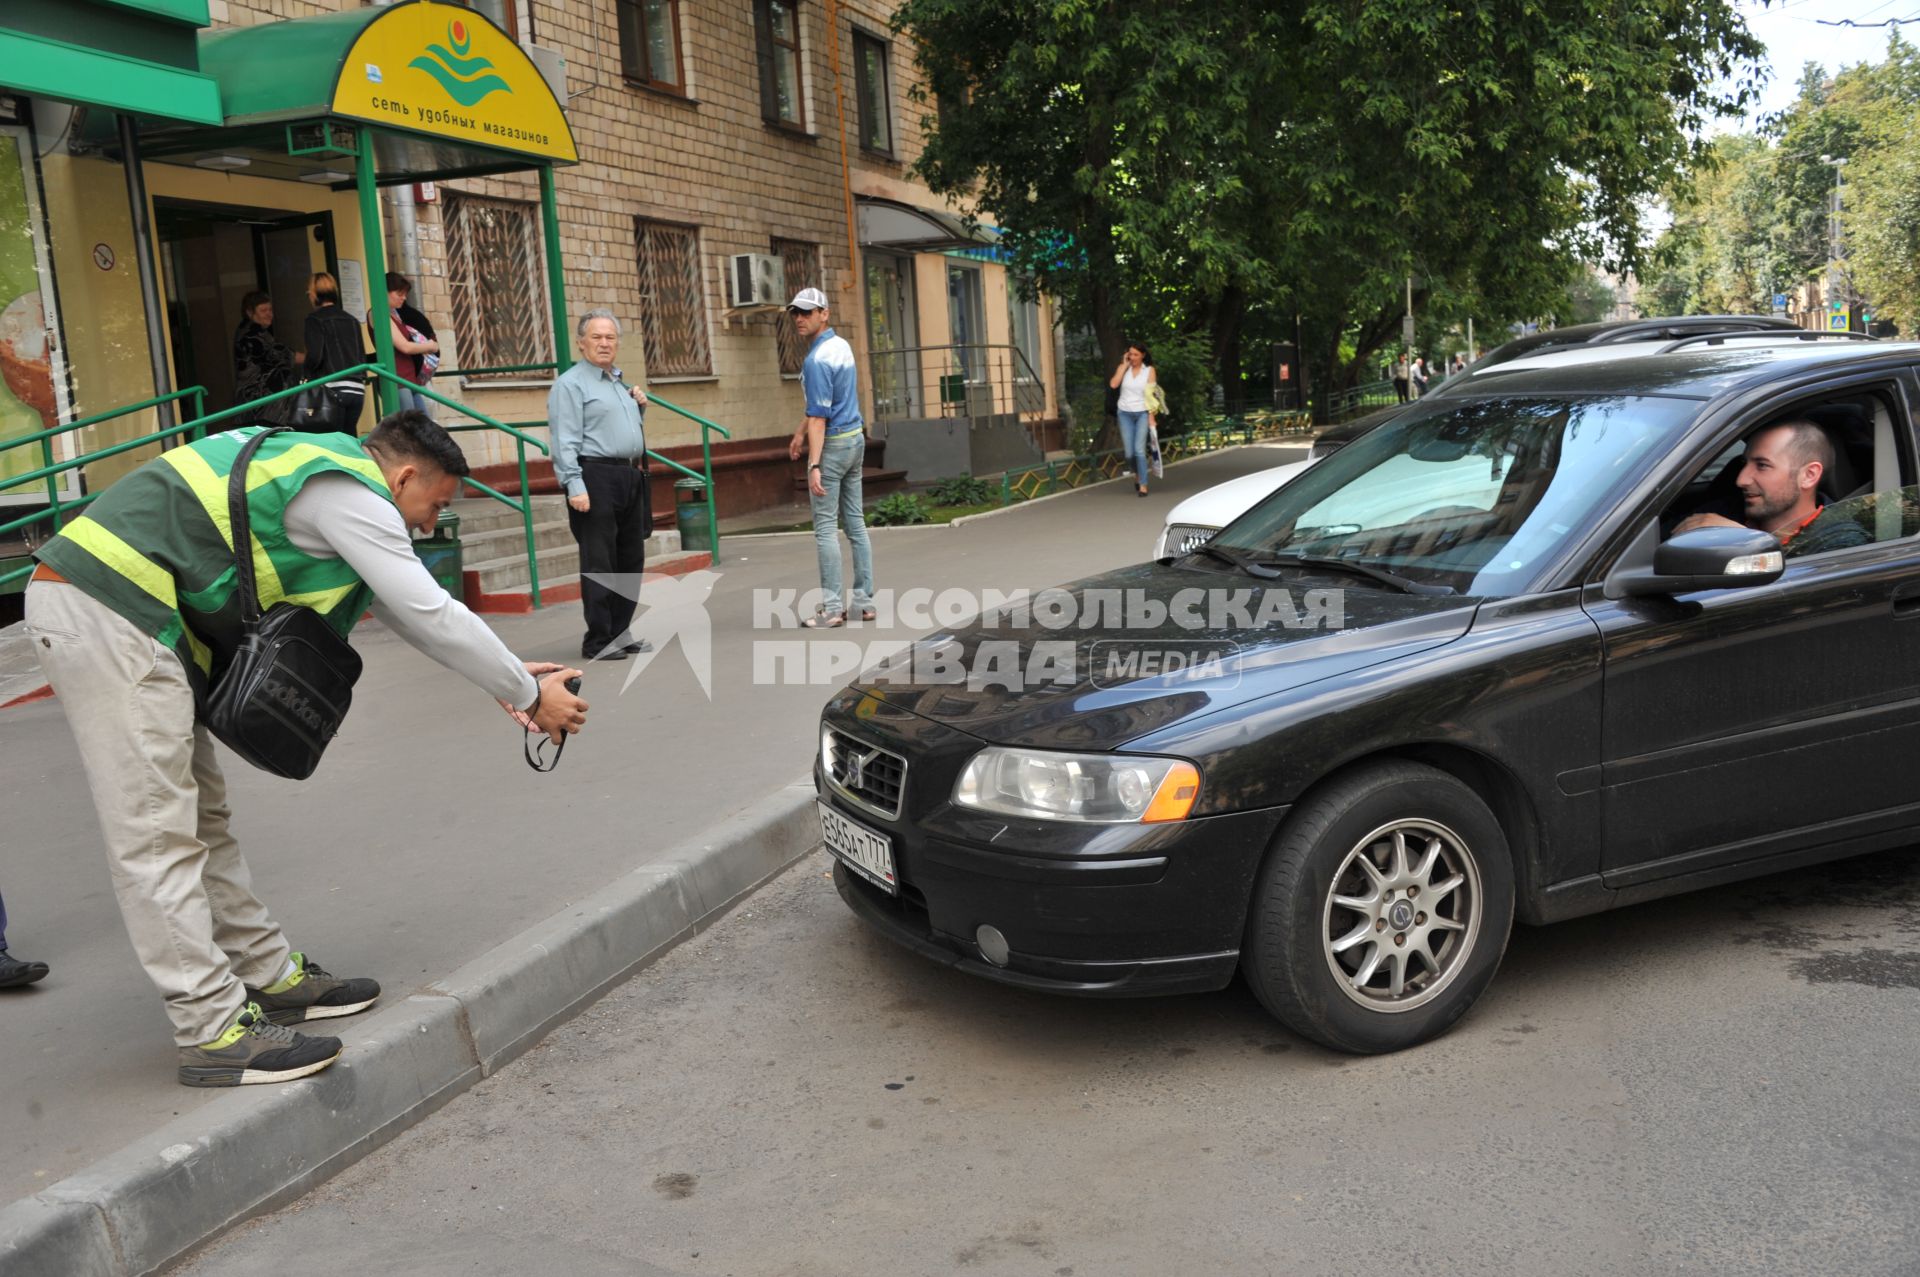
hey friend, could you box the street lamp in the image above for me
[1819,154,1848,327]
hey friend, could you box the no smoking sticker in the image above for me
[92,243,115,271]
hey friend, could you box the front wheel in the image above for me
[1243,761,1515,1053]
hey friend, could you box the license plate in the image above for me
[819,801,898,895]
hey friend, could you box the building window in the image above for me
[443,192,551,377]
[452,0,518,40]
[618,0,684,93]
[755,0,806,129]
[853,30,892,155]
[773,238,821,374]
[635,219,712,376]
[1008,277,1043,380]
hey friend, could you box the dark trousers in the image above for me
[568,459,651,654]
[0,888,8,952]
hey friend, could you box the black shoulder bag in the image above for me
[199,428,364,780]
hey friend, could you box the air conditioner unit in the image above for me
[727,253,784,309]
[519,41,569,105]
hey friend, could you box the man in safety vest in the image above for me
[24,410,588,1087]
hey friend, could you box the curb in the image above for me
[0,779,821,1276]
[722,440,1307,541]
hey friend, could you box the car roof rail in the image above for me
[1656,331,1877,354]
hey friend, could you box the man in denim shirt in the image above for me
[786,288,875,626]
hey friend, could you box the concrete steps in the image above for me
[447,498,710,614]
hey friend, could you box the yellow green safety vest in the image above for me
[35,428,390,690]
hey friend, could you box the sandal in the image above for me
[802,611,846,628]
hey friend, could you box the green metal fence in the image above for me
[996,411,1311,505]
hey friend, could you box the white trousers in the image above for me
[26,580,289,1045]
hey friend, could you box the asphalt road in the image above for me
[179,840,1920,1277]
[0,445,1299,1199]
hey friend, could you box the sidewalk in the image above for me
[0,443,1301,1271]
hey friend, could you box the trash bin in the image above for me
[412,509,464,596]
[674,476,714,552]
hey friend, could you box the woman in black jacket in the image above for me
[231,291,301,423]
[300,271,368,435]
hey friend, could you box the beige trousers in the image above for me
[26,580,290,1045]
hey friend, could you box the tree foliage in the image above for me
[1644,32,1920,334]
[894,0,1764,411]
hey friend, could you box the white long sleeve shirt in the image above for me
[283,473,538,710]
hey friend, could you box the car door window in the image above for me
[1660,389,1917,559]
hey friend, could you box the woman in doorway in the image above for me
[1109,341,1157,496]
[368,271,440,417]
[231,291,302,423]
[300,271,368,435]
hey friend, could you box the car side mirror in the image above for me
[1615,526,1784,597]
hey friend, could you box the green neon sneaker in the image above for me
[245,952,380,1026]
[177,1003,341,1088]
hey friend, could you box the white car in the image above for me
[1154,327,1842,560]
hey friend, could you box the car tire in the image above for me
[1242,760,1515,1054]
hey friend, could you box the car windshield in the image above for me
[1208,394,1701,596]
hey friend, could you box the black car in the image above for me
[1311,314,1809,461]
[816,338,1920,1053]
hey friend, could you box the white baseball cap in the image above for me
[787,287,829,312]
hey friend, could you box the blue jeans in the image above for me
[394,384,433,417]
[1118,410,1151,485]
[812,433,874,615]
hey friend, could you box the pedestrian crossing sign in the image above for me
[1828,311,1849,331]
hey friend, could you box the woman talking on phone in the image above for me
[1108,341,1157,497]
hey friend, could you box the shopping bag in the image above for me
[1148,423,1164,479]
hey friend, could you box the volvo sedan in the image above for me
[819,338,1920,1053]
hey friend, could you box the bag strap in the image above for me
[226,427,286,624]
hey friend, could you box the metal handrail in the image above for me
[439,357,732,560]
[3,354,739,601]
[0,386,209,587]
[868,342,1049,424]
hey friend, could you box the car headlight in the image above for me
[954,747,1201,823]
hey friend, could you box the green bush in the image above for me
[867,493,933,526]
[927,474,996,506]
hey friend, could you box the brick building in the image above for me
[0,0,1063,556]
[232,0,1063,508]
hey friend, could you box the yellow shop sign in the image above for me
[332,1,577,163]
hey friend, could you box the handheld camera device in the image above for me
[524,673,583,773]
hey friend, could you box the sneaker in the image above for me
[178,1003,341,1088]
[0,953,49,988]
[245,952,380,1026]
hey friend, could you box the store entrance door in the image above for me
[155,200,338,415]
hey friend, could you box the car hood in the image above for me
[1162,458,1313,532]
[856,561,1478,750]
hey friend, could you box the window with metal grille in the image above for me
[773,238,821,374]
[443,192,551,378]
[853,30,892,155]
[617,0,684,93]
[754,0,806,129]
[635,219,712,377]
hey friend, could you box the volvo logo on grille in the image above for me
[844,747,874,790]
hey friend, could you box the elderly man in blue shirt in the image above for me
[784,287,875,627]
[550,309,654,660]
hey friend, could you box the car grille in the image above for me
[1164,523,1218,557]
[822,726,908,819]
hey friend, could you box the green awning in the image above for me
[0,27,221,125]
[195,0,577,166]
